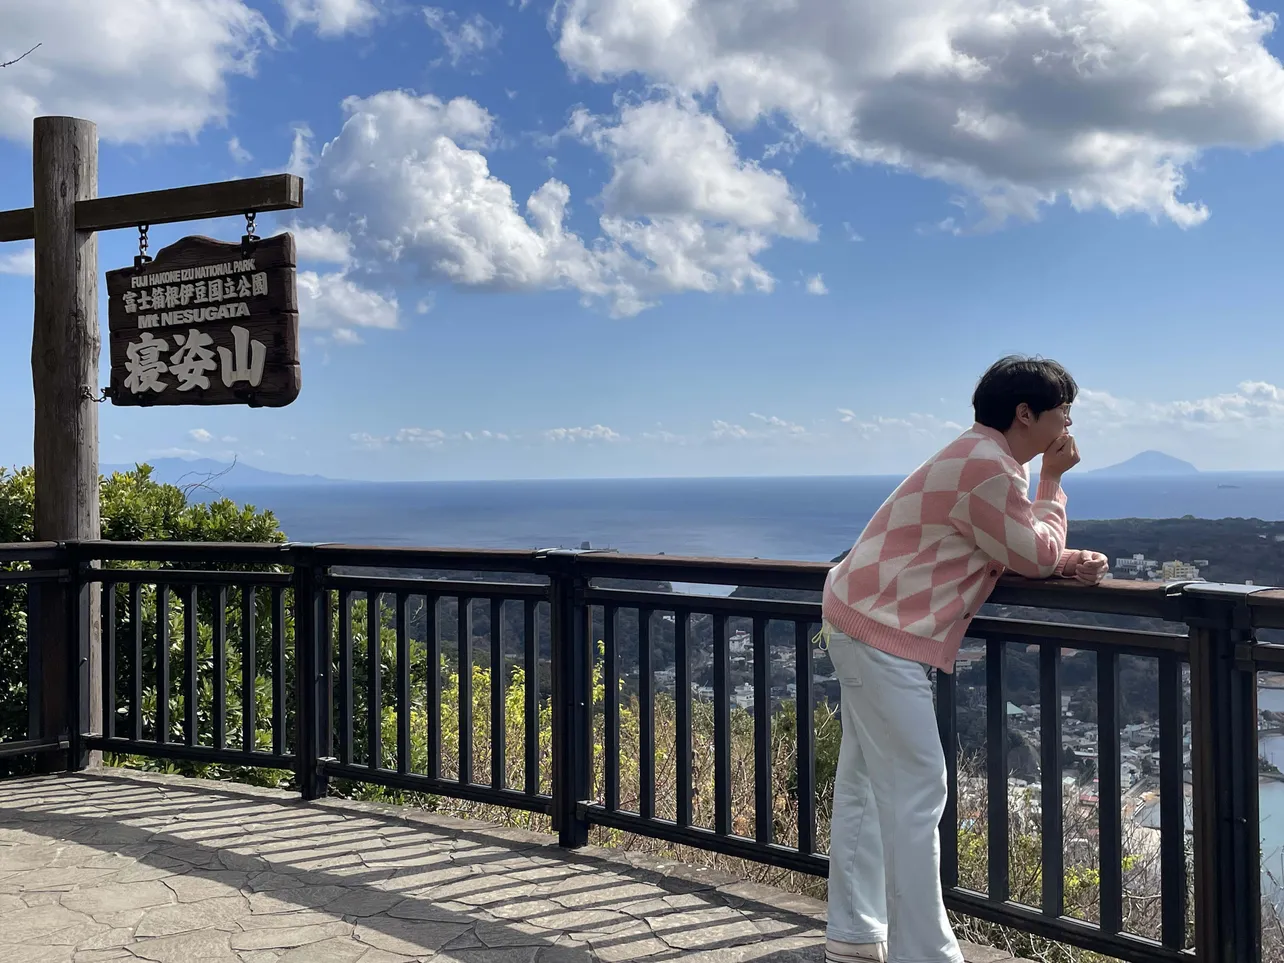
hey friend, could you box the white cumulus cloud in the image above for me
[282,0,379,37]
[805,274,827,295]
[575,97,814,238]
[350,426,512,450]
[423,7,502,66]
[749,412,808,435]
[1077,382,1284,428]
[543,425,621,443]
[0,246,34,277]
[711,420,751,441]
[188,429,213,443]
[290,224,354,268]
[837,409,966,438]
[1052,381,1284,469]
[555,0,1284,230]
[228,136,252,164]
[395,427,448,446]
[294,90,816,316]
[575,97,815,298]
[0,1,271,144]
[286,125,316,179]
[710,413,812,443]
[297,270,399,344]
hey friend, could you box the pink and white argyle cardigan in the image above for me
[822,423,1084,674]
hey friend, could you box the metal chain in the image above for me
[241,211,260,256]
[134,224,152,270]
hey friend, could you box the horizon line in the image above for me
[85,459,1284,486]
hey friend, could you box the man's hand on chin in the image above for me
[1070,551,1109,585]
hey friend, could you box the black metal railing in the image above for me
[0,542,73,765]
[1,539,1279,963]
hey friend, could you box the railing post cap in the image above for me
[1178,581,1269,598]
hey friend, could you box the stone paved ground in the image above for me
[0,771,1028,963]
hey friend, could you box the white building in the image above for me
[1161,560,1201,580]
[1115,554,1156,576]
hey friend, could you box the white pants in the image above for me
[823,625,963,963]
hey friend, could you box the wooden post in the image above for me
[32,116,101,767]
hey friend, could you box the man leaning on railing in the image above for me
[816,355,1109,963]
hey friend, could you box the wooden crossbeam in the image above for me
[0,208,32,244]
[0,173,304,243]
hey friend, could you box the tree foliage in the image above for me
[0,464,286,763]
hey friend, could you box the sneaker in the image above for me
[824,938,887,963]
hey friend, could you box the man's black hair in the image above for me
[972,355,1078,431]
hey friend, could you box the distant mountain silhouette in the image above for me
[1087,451,1198,477]
[101,457,335,488]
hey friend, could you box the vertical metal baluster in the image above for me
[639,607,655,821]
[338,590,353,765]
[752,617,770,844]
[271,586,285,756]
[523,599,537,796]
[396,592,410,776]
[102,583,116,740]
[427,595,441,780]
[795,621,815,856]
[182,586,197,747]
[676,609,692,828]
[321,586,333,760]
[1040,643,1065,918]
[212,586,226,750]
[129,582,142,741]
[987,637,1010,902]
[935,659,959,888]
[604,604,619,811]
[490,597,505,790]
[459,597,473,784]
[1097,649,1123,935]
[241,586,256,753]
[368,591,382,771]
[714,613,731,836]
[1158,655,1186,947]
[26,576,42,743]
[156,586,170,744]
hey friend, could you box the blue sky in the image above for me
[3,0,1284,481]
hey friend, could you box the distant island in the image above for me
[99,457,334,489]
[1087,450,1199,477]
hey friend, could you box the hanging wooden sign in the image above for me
[105,232,300,407]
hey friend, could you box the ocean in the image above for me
[219,471,1284,560]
